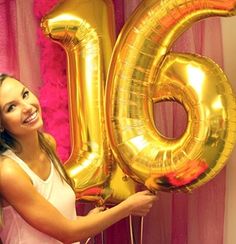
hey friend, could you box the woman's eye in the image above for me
[7,104,16,112]
[23,90,29,99]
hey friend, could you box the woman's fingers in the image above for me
[127,190,158,216]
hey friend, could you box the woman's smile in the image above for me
[23,110,39,124]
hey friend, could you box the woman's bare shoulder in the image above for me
[0,155,31,185]
[0,154,16,168]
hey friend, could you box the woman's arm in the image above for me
[0,157,156,243]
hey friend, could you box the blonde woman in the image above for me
[0,74,157,244]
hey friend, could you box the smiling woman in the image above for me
[0,74,73,187]
[0,75,43,137]
[0,74,157,244]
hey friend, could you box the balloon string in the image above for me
[140,217,144,244]
[129,215,134,244]
[85,237,91,244]
[101,230,105,244]
[85,231,105,244]
[85,217,141,244]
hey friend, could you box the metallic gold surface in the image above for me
[41,0,236,198]
[106,0,236,192]
[41,0,116,200]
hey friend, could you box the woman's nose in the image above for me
[22,102,33,113]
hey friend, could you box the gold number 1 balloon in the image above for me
[41,0,117,202]
[106,0,236,192]
[41,0,236,201]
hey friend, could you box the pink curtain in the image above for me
[0,0,41,93]
[0,1,227,244]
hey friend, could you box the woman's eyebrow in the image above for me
[21,87,26,96]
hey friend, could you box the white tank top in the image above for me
[0,150,80,244]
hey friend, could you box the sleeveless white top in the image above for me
[0,150,80,244]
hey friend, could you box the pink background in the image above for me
[0,0,233,243]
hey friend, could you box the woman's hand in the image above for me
[121,190,157,217]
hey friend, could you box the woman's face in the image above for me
[0,77,43,138]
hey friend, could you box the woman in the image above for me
[0,74,157,244]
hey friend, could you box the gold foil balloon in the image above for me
[41,0,115,202]
[41,0,236,200]
[106,0,236,192]
[41,0,136,203]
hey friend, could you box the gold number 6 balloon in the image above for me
[41,0,236,201]
[106,0,236,192]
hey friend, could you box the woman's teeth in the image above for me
[24,111,38,123]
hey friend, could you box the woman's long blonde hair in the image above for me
[0,74,74,227]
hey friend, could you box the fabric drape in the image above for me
[0,1,234,243]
